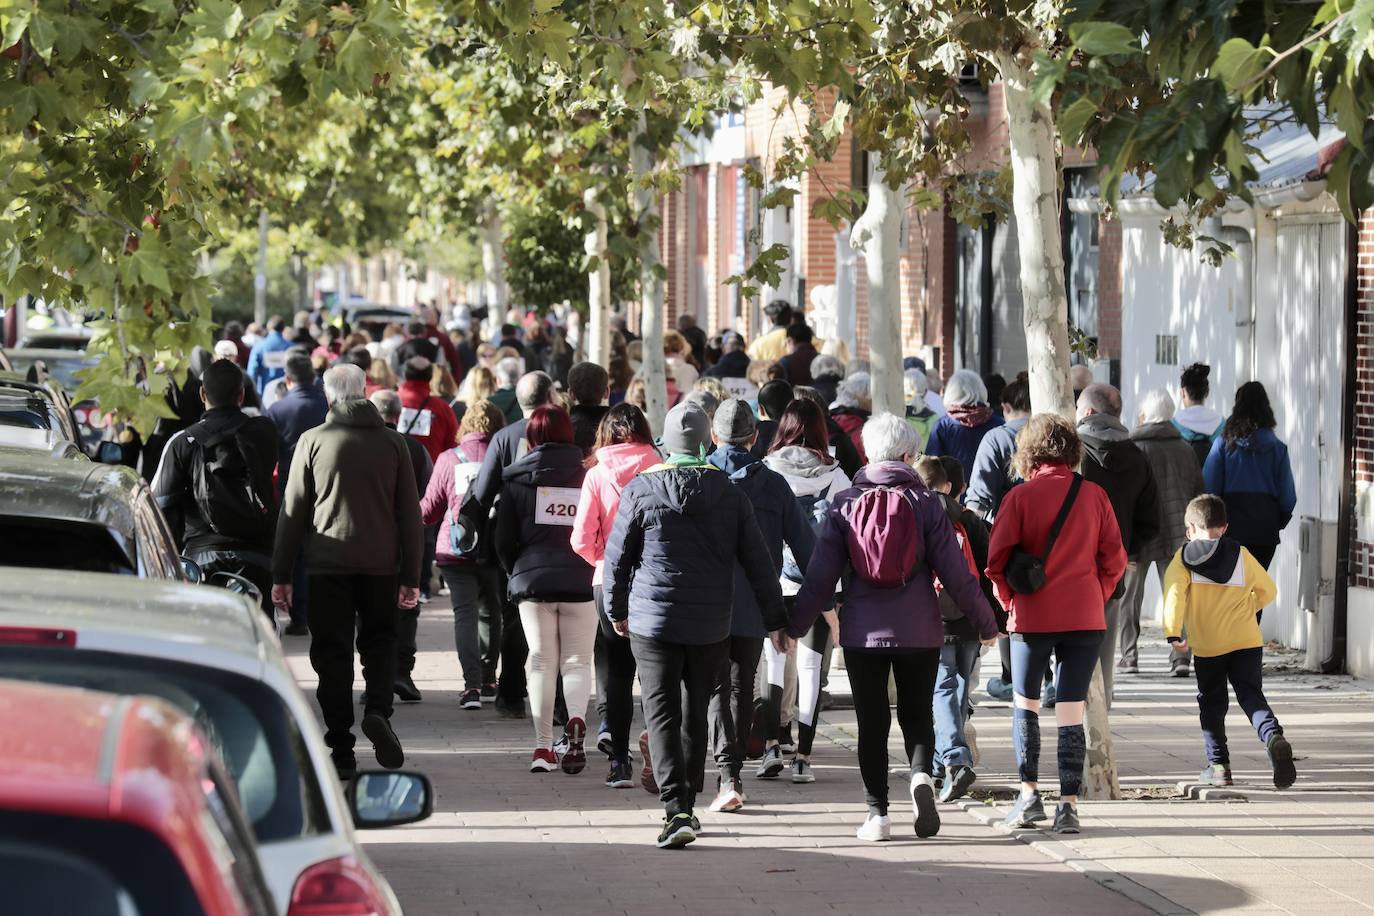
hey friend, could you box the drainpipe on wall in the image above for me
[1326,219,1357,674]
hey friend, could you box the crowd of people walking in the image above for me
[147,298,1301,850]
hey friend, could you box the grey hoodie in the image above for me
[764,446,850,595]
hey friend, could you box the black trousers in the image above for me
[1195,648,1282,765]
[593,587,638,757]
[496,574,527,703]
[480,565,505,684]
[307,573,397,758]
[631,633,728,818]
[709,636,765,780]
[189,548,273,620]
[844,647,941,816]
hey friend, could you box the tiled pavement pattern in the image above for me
[285,608,1373,916]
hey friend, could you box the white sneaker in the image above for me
[708,779,745,812]
[856,814,891,842]
[910,772,940,838]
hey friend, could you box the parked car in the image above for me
[18,326,93,350]
[0,372,87,455]
[3,347,110,455]
[0,568,431,915]
[0,678,277,915]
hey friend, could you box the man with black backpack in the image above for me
[152,359,281,619]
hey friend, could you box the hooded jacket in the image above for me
[709,445,817,637]
[764,445,851,597]
[1173,404,1224,467]
[271,400,422,585]
[1131,421,1204,564]
[926,412,1006,483]
[1163,537,1276,657]
[494,442,594,602]
[1078,414,1161,557]
[986,463,1126,633]
[965,416,1028,521]
[570,441,662,586]
[604,463,786,645]
[904,404,938,452]
[1202,428,1297,548]
[789,461,999,650]
[398,379,459,463]
[421,432,492,567]
[830,406,871,465]
[488,386,521,425]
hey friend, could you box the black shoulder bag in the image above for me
[1003,474,1082,594]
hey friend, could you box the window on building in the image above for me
[1155,334,1179,366]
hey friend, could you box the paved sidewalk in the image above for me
[817,626,1374,915]
[284,606,1152,916]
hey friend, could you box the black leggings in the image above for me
[796,615,831,757]
[592,586,638,758]
[844,647,941,816]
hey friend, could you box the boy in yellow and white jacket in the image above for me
[1163,494,1296,790]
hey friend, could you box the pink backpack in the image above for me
[843,485,923,588]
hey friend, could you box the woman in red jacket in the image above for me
[986,414,1126,836]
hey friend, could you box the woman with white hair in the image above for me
[925,369,1004,482]
[1119,388,1204,675]
[903,369,938,450]
[830,372,872,463]
[788,414,999,842]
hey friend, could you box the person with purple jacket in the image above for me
[789,414,999,843]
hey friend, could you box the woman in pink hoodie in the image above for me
[421,399,505,711]
[570,403,661,790]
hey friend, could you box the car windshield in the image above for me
[0,649,330,843]
[7,354,95,393]
[0,811,208,916]
[0,517,135,574]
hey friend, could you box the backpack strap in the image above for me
[1039,474,1083,567]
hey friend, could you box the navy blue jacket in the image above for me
[704,350,750,379]
[494,442,593,602]
[708,446,816,638]
[1203,428,1297,548]
[266,383,328,492]
[926,413,1005,484]
[604,462,786,645]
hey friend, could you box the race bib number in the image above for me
[535,487,580,526]
[400,408,433,437]
[261,350,288,370]
[721,377,758,402]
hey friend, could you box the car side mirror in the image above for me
[95,441,124,464]
[208,571,263,607]
[180,556,204,584]
[347,771,433,829]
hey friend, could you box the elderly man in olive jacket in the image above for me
[272,364,423,779]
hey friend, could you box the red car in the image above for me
[0,678,276,916]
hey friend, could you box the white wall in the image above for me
[1349,587,1374,677]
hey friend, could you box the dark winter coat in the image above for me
[778,343,818,387]
[708,445,817,638]
[827,417,863,479]
[1131,421,1205,565]
[964,416,1027,521]
[1078,414,1162,557]
[1203,428,1297,549]
[830,406,870,464]
[926,412,1006,485]
[495,443,594,603]
[935,493,1005,640]
[266,382,329,493]
[604,462,786,645]
[704,350,751,379]
[789,461,999,650]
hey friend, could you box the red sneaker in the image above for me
[530,748,558,773]
[562,717,587,775]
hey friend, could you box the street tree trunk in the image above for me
[631,121,669,435]
[850,164,905,416]
[481,202,508,317]
[583,187,613,370]
[996,49,1119,801]
[253,208,269,326]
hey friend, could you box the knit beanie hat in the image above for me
[661,401,711,457]
[713,398,757,446]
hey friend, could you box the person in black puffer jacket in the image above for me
[495,405,595,776]
[604,400,789,849]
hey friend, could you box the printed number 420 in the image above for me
[544,503,575,517]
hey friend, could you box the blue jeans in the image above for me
[933,639,980,771]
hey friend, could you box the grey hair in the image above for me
[904,368,929,405]
[834,371,871,408]
[495,356,523,388]
[862,413,921,463]
[810,354,844,381]
[944,369,987,408]
[1079,382,1123,417]
[322,364,365,405]
[516,371,554,413]
[1138,387,1176,424]
[369,389,402,422]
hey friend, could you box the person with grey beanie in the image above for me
[604,401,790,848]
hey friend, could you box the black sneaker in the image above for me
[606,757,634,789]
[332,754,357,781]
[361,713,405,769]
[394,674,422,704]
[596,721,614,758]
[755,745,784,779]
[1002,791,1048,828]
[1052,802,1080,834]
[656,813,696,849]
[938,765,976,803]
[284,622,310,636]
[494,696,527,719]
[1267,734,1297,789]
[480,683,497,703]
[460,688,482,710]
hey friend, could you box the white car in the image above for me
[0,567,428,915]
